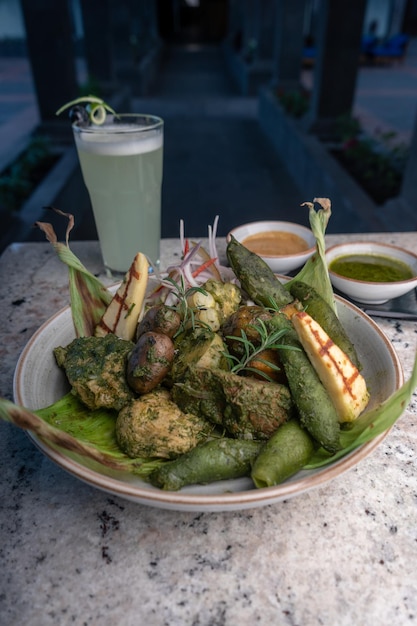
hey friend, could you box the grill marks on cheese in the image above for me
[95,252,149,341]
[97,268,140,334]
[304,315,360,400]
[291,310,369,422]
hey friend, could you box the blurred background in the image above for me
[1,0,417,252]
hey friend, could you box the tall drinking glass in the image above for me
[72,114,164,274]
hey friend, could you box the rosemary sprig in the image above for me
[162,275,209,335]
[224,319,298,382]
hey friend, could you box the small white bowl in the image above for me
[227,220,316,274]
[326,241,417,304]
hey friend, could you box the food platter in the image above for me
[13,292,403,512]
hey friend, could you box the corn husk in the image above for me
[36,210,112,337]
[286,197,336,314]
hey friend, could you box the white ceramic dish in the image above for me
[227,221,316,273]
[13,295,403,512]
[326,241,417,305]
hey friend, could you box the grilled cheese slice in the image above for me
[95,252,149,341]
[291,310,369,422]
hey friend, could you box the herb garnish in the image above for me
[56,96,116,125]
[161,275,210,336]
[224,319,298,382]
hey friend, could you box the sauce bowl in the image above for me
[227,220,316,274]
[326,241,417,304]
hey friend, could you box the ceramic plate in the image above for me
[13,296,403,512]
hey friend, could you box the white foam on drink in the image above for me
[75,131,163,156]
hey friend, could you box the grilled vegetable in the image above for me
[222,316,293,383]
[267,313,341,453]
[251,419,316,487]
[245,347,286,384]
[221,305,273,358]
[203,279,241,322]
[116,388,212,459]
[171,327,229,382]
[291,311,369,422]
[185,289,218,330]
[172,366,294,439]
[195,306,221,332]
[136,304,181,340]
[226,235,293,308]
[149,438,262,490]
[54,335,135,411]
[127,331,175,394]
[95,252,149,341]
[288,280,361,369]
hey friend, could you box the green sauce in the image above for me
[329,253,414,283]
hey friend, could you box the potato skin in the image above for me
[136,304,181,340]
[246,348,286,384]
[127,331,175,394]
[221,305,272,357]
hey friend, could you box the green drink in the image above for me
[73,114,163,273]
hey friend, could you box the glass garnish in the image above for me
[56,96,116,126]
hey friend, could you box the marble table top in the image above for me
[0,233,416,626]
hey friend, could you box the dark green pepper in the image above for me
[251,419,316,487]
[226,235,293,309]
[149,438,262,490]
[267,313,341,454]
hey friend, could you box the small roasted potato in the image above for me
[185,291,221,331]
[203,279,241,322]
[171,327,229,382]
[221,305,272,357]
[136,304,181,340]
[245,348,286,384]
[127,331,175,394]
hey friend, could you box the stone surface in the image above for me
[0,234,416,626]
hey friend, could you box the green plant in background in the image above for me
[275,88,310,119]
[334,114,362,142]
[0,135,57,212]
[243,38,258,63]
[333,114,409,204]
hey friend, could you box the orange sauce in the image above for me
[242,231,309,256]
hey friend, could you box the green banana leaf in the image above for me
[305,349,417,468]
[0,393,162,477]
